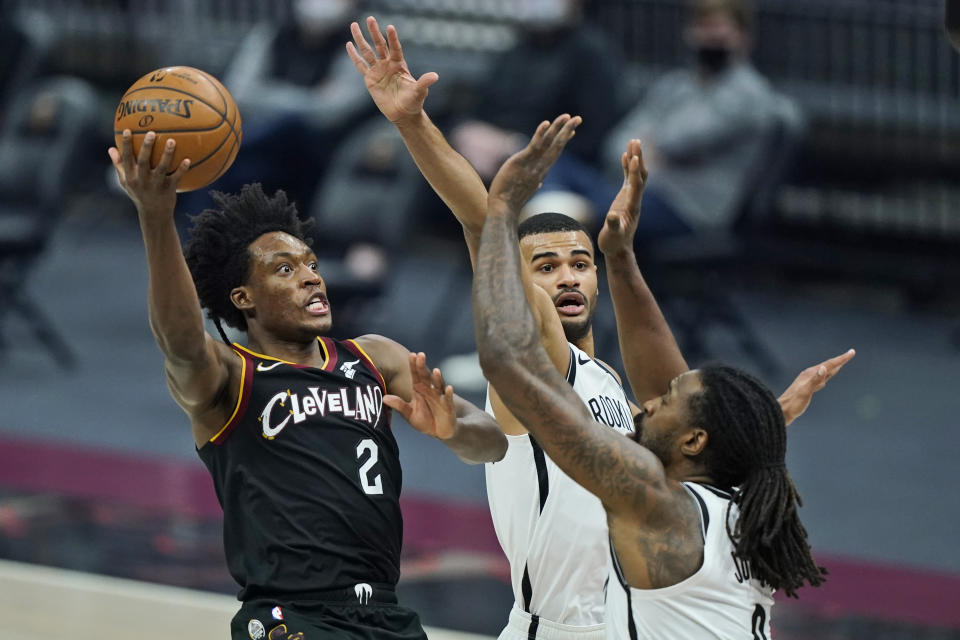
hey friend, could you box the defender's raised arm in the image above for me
[348,17,489,265]
[473,122,675,518]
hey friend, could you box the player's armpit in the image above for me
[164,337,238,447]
[351,334,413,402]
[606,482,705,590]
[487,386,530,436]
[448,393,507,464]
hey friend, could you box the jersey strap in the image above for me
[683,482,711,539]
[317,336,338,372]
[698,483,735,500]
[565,346,577,386]
[344,339,386,393]
[530,438,549,513]
[209,348,254,445]
[520,435,550,618]
[609,539,639,640]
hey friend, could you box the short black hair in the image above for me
[690,365,825,597]
[518,212,593,250]
[183,183,314,339]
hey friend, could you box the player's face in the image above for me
[634,371,703,467]
[520,230,599,343]
[240,231,332,339]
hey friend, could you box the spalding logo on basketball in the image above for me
[114,66,242,192]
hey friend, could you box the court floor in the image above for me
[1,559,492,640]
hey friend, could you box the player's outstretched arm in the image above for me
[599,140,853,422]
[598,139,688,404]
[383,351,507,464]
[481,116,582,381]
[356,336,507,464]
[108,131,233,445]
[778,349,856,425]
[347,16,490,267]
[473,122,678,518]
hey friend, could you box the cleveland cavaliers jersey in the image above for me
[485,342,633,627]
[197,337,402,601]
[606,483,775,639]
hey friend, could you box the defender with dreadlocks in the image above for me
[473,119,827,638]
[350,17,851,640]
[107,131,506,639]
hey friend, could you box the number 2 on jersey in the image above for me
[357,438,383,495]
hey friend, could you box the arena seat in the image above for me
[0,76,98,367]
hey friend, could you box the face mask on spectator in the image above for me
[696,45,733,73]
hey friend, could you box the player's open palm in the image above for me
[778,348,856,425]
[489,114,582,212]
[598,138,647,256]
[347,17,438,124]
[384,352,458,441]
[107,129,189,218]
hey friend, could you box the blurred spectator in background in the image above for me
[533,0,791,238]
[0,11,32,124]
[599,0,786,238]
[0,6,54,127]
[449,0,623,190]
[180,0,371,222]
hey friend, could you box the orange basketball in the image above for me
[114,66,242,192]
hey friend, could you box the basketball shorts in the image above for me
[231,584,426,640]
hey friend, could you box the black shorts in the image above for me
[230,585,426,640]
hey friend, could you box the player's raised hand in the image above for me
[347,16,439,124]
[107,129,190,217]
[488,114,582,215]
[598,138,647,257]
[778,348,856,425]
[383,352,458,441]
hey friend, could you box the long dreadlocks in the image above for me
[691,365,826,597]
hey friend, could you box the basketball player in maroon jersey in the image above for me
[108,130,506,639]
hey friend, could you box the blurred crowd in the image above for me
[206,0,793,242]
[0,0,797,242]
[2,0,959,361]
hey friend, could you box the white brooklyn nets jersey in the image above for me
[485,343,633,630]
[606,482,775,640]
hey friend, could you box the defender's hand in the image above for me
[598,138,647,257]
[347,16,439,124]
[487,114,581,215]
[107,129,190,218]
[383,352,457,441]
[779,349,856,425]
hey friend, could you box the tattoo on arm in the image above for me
[473,211,670,516]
